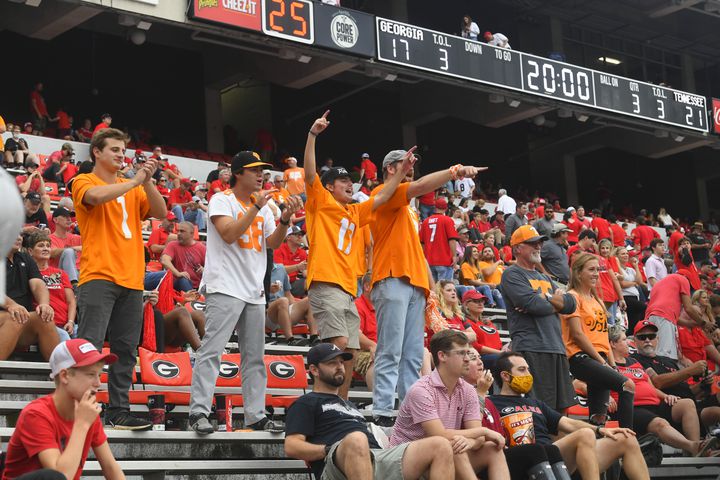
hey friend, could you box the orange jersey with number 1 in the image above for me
[72,173,150,290]
[305,174,374,296]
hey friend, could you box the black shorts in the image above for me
[520,351,577,411]
[633,403,674,436]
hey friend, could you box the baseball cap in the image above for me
[361,153,370,158]
[135,149,144,156]
[166,211,178,221]
[286,226,303,237]
[49,338,118,379]
[633,320,658,335]
[189,177,198,183]
[382,150,406,170]
[231,151,271,172]
[458,227,469,234]
[307,343,353,366]
[461,290,487,304]
[52,207,73,219]
[321,167,351,186]
[510,225,548,246]
[25,191,41,204]
[551,223,572,235]
[693,221,704,229]
[194,185,208,193]
[435,197,448,210]
[566,206,576,212]
[61,143,74,154]
[180,178,192,185]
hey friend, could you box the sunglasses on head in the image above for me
[636,333,657,341]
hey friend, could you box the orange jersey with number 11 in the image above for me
[305,174,374,296]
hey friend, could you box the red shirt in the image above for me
[30,91,48,116]
[16,175,41,193]
[536,205,545,219]
[632,225,660,250]
[615,359,660,406]
[162,241,206,289]
[56,110,70,129]
[355,294,377,343]
[419,214,459,267]
[674,249,701,290]
[49,233,82,271]
[419,192,436,207]
[644,274,691,324]
[500,245,513,263]
[426,314,467,347]
[78,127,92,140]
[668,231,684,256]
[564,218,583,244]
[597,255,619,303]
[62,162,79,185]
[38,267,71,327]
[360,159,377,181]
[273,243,307,282]
[610,224,626,247]
[567,244,593,264]
[208,180,229,201]
[2,395,107,480]
[591,217,612,241]
[92,122,110,135]
[168,188,192,208]
[147,227,173,260]
[470,220,491,233]
[678,326,711,365]
[467,318,502,352]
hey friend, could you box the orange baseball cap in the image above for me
[510,225,548,246]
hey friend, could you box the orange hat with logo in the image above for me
[510,225,549,246]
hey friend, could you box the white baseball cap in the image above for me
[49,339,118,379]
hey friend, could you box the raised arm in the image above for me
[304,110,330,187]
[139,159,168,219]
[407,165,487,200]
[371,147,417,211]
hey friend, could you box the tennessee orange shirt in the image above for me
[370,183,429,294]
[354,225,372,278]
[560,292,610,358]
[271,187,292,205]
[284,167,305,195]
[305,174,373,296]
[72,173,150,290]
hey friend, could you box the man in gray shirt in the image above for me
[533,205,556,238]
[500,225,577,411]
[541,223,571,284]
[504,202,528,242]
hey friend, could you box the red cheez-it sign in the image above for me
[193,0,261,32]
[713,98,720,135]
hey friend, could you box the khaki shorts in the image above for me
[309,283,360,349]
[354,351,373,377]
[321,440,409,480]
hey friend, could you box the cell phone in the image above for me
[38,223,47,229]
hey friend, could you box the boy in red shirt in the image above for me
[168,178,193,222]
[1,339,124,480]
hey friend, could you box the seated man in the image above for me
[2,339,124,480]
[489,352,649,480]
[27,232,76,343]
[146,212,178,261]
[146,290,205,352]
[49,207,82,285]
[168,178,194,222]
[0,235,60,360]
[266,263,315,347]
[273,226,308,297]
[354,273,377,390]
[23,192,50,230]
[390,330,510,480]
[183,185,208,232]
[42,143,75,184]
[285,343,455,480]
[4,124,38,170]
[16,159,45,195]
[160,221,206,292]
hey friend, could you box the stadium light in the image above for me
[129,28,146,46]
[574,112,590,122]
[672,134,685,142]
[506,97,521,108]
[0,169,25,304]
[297,54,312,64]
[598,56,621,65]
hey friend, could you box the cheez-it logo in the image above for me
[529,279,552,296]
[198,0,218,9]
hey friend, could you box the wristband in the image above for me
[280,218,290,226]
[308,131,317,137]
[253,203,262,211]
[449,164,463,181]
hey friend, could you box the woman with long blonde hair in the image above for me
[428,280,477,345]
[561,252,635,428]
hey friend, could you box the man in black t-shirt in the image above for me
[489,352,649,480]
[284,343,454,480]
[689,222,711,265]
[23,192,49,230]
[0,234,59,361]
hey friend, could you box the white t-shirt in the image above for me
[462,22,480,40]
[488,33,511,49]
[497,194,517,215]
[200,191,276,304]
[455,178,475,198]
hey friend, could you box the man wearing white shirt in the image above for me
[484,31,511,49]
[454,177,475,199]
[496,188,516,216]
[188,151,301,434]
[644,238,668,290]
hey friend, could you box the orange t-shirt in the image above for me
[478,260,504,285]
[561,291,610,358]
[72,173,150,290]
[369,183,429,294]
[305,174,374,296]
[284,167,305,195]
[271,187,292,205]
[460,262,480,285]
[354,225,372,279]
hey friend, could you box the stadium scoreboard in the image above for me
[376,18,708,133]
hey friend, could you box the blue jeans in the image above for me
[171,205,185,222]
[58,248,79,283]
[144,271,193,291]
[372,278,426,416]
[184,208,207,231]
[430,265,454,282]
[456,285,505,309]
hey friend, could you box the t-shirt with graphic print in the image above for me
[489,394,563,447]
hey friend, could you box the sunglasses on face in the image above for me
[636,333,657,341]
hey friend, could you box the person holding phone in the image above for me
[1,339,125,480]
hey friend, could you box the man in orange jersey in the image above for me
[283,156,305,196]
[304,110,414,399]
[370,151,486,426]
[72,128,167,431]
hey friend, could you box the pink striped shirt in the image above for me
[389,369,482,447]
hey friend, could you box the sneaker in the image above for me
[373,416,395,428]
[287,337,310,347]
[189,413,214,435]
[309,335,322,347]
[696,437,719,457]
[247,417,284,433]
[106,411,152,431]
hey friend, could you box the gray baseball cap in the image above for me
[382,150,407,170]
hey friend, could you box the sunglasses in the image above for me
[636,333,657,341]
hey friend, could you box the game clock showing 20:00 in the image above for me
[262,0,314,44]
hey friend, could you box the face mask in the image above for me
[508,373,533,394]
[12,132,19,139]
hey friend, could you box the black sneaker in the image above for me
[106,411,152,431]
[287,337,310,347]
[247,417,284,433]
[373,416,395,428]
[189,413,214,435]
[309,335,322,347]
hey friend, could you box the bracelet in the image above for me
[253,203,262,211]
[279,218,290,226]
[449,164,463,181]
[308,131,317,137]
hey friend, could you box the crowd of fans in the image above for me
[4,105,720,479]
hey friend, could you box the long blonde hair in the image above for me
[435,280,464,319]
[568,252,608,315]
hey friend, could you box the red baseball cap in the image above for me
[435,197,448,210]
[180,178,192,185]
[462,290,487,303]
[166,211,178,221]
[633,320,658,335]
[135,149,143,156]
[49,339,117,379]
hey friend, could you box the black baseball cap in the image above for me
[25,192,41,204]
[231,151,271,173]
[52,207,73,219]
[307,343,353,366]
[321,167,351,186]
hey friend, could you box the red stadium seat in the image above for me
[44,182,61,201]
[264,355,307,408]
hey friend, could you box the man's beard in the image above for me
[319,370,345,387]
[638,345,655,357]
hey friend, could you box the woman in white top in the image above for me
[657,207,678,228]
[461,15,480,40]
[615,247,646,333]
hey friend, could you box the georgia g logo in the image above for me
[218,361,240,379]
[269,361,296,379]
[152,360,180,379]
